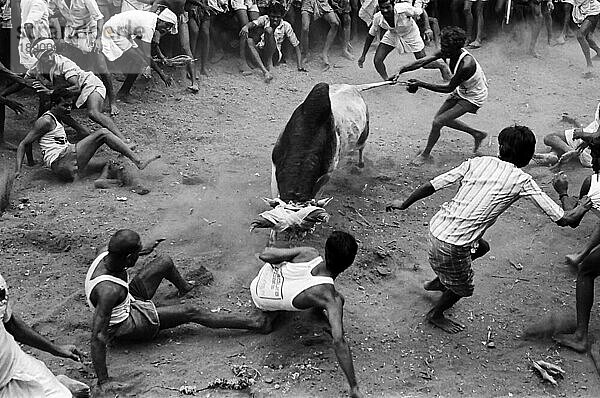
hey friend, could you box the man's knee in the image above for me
[432,116,447,129]
[155,254,175,270]
[88,108,103,120]
[543,133,562,146]
[264,26,274,37]
[328,14,340,28]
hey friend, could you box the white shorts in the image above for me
[380,25,424,54]
[101,25,134,62]
[231,0,259,12]
[564,128,593,167]
[0,351,71,398]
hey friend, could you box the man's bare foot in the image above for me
[94,178,122,189]
[110,103,120,116]
[583,68,595,79]
[533,152,559,166]
[548,38,559,46]
[136,155,161,170]
[187,84,200,93]
[528,48,540,58]
[178,280,198,297]
[116,93,138,104]
[342,48,354,61]
[0,141,18,151]
[591,342,600,376]
[473,132,487,153]
[426,309,465,333]
[321,53,331,66]
[467,40,482,49]
[410,152,433,166]
[553,332,588,352]
[131,185,150,195]
[423,278,447,292]
[200,67,208,76]
[555,35,566,45]
[239,62,253,75]
[565,253,584,268]
[210,50,224,64]
[264,71,273,83]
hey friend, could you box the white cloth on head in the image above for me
[101,10,157,61]
[157,7,178,34]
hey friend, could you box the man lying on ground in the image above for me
[393,26,487,165]
[533,102,599,169]
[28,38,129,143]
[14,89,159,183]
[247,231,363,398]
[357,0,450,81]
[0,272,87,397]
[87,229,268,394]
[386,125,592,334]
[239,1,306,83]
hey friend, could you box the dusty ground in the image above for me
[2,32,600,397]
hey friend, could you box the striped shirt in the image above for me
[429,156,564,246]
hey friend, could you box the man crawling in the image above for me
[387,125,592,333]
[14,89,159,186]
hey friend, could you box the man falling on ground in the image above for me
[387,125,591,334]
[239,1,306,83]
[86,229,269,394]
[246,231,363,398]
[14,89,159,183]
[393,26,487,165]
[357,0,451,81]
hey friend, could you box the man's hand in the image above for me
[239,26,249,38]
[357,55,365,68]
[94,37,103,53]
[385,199,404,212]
[54,344,83,362]
[424,28,433,42]
[350,386,364,398]
[579,195,593,210]
[407,79,421,93]
[163,75,174,87]
[6,99,25,114]
[552,171,569,195]
[32,81,53,95]
[547,0,554,12]
[297,66,308,72]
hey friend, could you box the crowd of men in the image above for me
[2,0,600,396]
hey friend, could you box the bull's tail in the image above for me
[353,81,395,92]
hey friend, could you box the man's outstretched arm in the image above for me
[324,293,362,398]
[407,56,475,93]
[386,182,435,211]
[259,247,318,264]
[90,286,122,385]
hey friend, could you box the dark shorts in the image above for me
[108,274,160,341]
[428,233,475,297]
[331,0,351,14]
[445,92,480,114]
[50,144,78,182]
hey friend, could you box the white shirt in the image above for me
[0,274,18,390]
[253,15,300,53]
[429,156,564,246]
[368,3,422,37]
[19,0,51,68]
[104,10,157,43]
[51,0,104,52]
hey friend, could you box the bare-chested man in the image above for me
[14,89,159,183]
[87,229,267,394]
[392,26,487,164]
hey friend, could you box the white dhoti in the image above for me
[101,27,134,62]
[76,73,106,108]
[380,25,424,54]
[0,351,71,398]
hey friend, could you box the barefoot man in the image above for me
[87,229,268,394]
[386,125,592,334]
[392,26,487,164]
[15,89,160,182]
[572,0,600,77]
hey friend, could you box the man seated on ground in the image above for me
[28,38,129,143]
[392,26,487,164]
[247,231,363,398]
[0,272,87,397]
[14,89,160,184]
[87,229,268,393]
[386,125,592,334]
[50,0,119,115]
[101,9,176,103]
[533,102,599,168]
[300,0,341,66]
[239,1,306,82]
[357,0,450,81]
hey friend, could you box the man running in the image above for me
[87,229,268,394]
[357,0,450,81]
[393,26,487,164]
[572,0,600,77]
[247,231,363,398]
[14,89,159,182]
[387,125,592,334]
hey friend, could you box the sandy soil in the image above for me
[2,33,600,397]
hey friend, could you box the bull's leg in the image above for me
[358,148,364,168]
[312,173,331,198]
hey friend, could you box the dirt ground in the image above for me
[2,31,600,398]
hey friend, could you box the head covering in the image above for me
[0,274,6,292]
[29,38,56,58]
[157,8,178,35]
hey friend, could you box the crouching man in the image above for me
[249,231,363,398]
[0,273,86,397]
